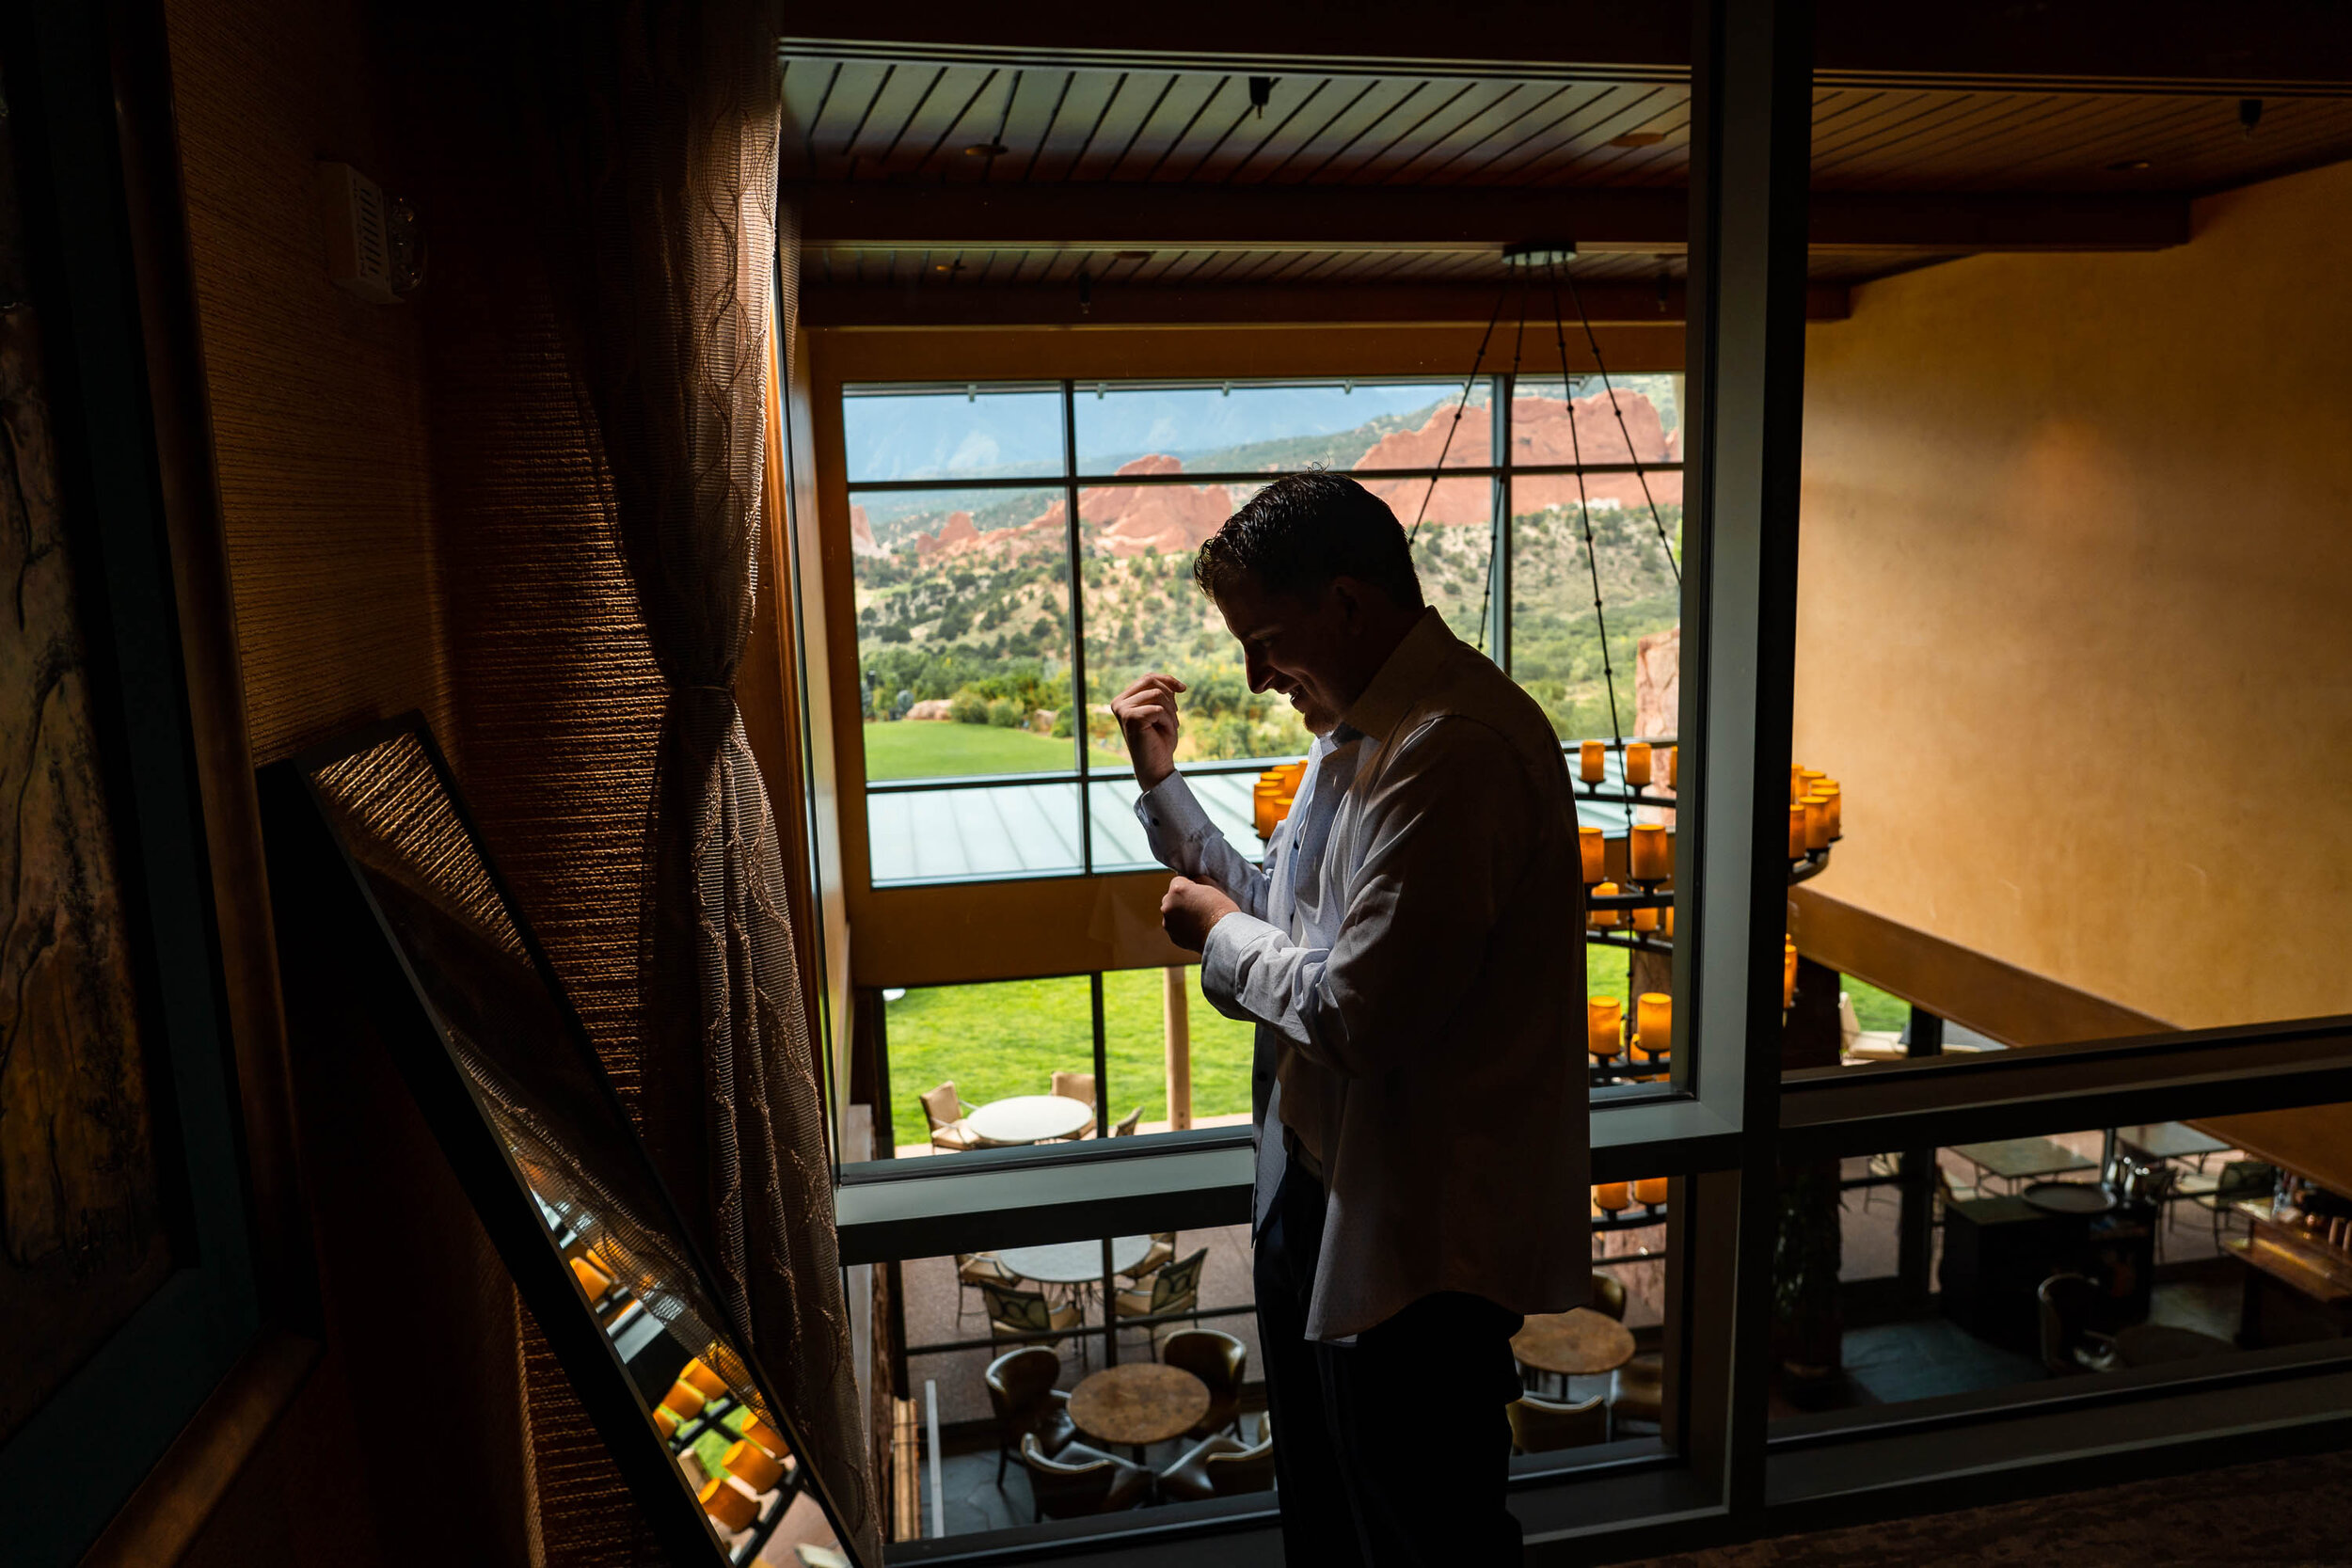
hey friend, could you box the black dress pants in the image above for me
[1254,1161,1525,1566]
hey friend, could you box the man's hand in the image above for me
[1109,673,1186,792]
[1160,875,1240,954]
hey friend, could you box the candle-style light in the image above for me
[1666,746,1678,789]
[724,1438,787,1493]
[1624,741,1652,785]
[1579,824,1606,883]
[1820,780,1842,837]
[1629,822,1672,880]
[1587,996,1623,1056]
[1803,792,1832,850]
[1637,992,1671,1058]
[1630,904,1659,932]
[1589,882,1621,927]
[741,1418,790,1460]
[1634,1175,1670,1206]
[1788,803,1807,860]
[1783,941,1799,1008]
[1789,763,1806,803]
[1581,739,1606,784]
[1594,1181,1631,1213]
[700,1477,759,1532]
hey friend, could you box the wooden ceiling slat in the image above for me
[863,64,954,175]
[1064,71,1168,182]
[1813,90,2067,185]
[829,61,899,179]
[1096,71,1188,181]
[1962,94,2218,187]
[1507,91,1689,185]
[1272,78,1434,184]
[1473,84,1676,185]
[1214,77,1342,182]
[1248,75,1393,184]
[1011,70,1076,183]
[1432,83,1621,186]
[1380,80,1579,185]
[1134,74,1232,182]
[905,67,1006,177]
[1158,81,1260,182]
[1351,79,1526,182]
[1533,106,1694,186]
[1810,89,1975,162]
[1031,70,1129,182]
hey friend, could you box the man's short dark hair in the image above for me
[1193,470,1426,610]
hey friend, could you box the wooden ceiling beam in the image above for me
[797,183,2187,256]
[786,3,2352,93]
[798,280,1852,330]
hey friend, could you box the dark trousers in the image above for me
[1254,1162,1525,1566]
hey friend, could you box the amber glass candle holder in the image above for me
[1624,741,1652,785]
[1629,822,1672,879]
[1595,1181,1632,1213]
[699,1477,758,1532]
[1634,1176,1670,1207]
[1587,996,1623,1057]
[1588,882,1621,927]
[1578,824,1606,883]
[1581,739,1606,784]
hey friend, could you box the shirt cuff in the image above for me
[1135,770,1216,843]
[1201,910,1283,1013]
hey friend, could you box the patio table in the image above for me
[1951,1135,2096,1192]
[966,1093,1093,1147]
[1070,1361,1210,1464]
[2118,1122,2230,1164]
[1512,1307,1635,1398]
[997,1236,1152,1285]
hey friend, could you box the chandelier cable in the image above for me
[1473,275,1533,657]
[1406,282,1509,548]
[1561,265,1681,589]
[1549,259,1625,753]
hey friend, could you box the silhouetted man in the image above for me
[1111,471,1589,1565]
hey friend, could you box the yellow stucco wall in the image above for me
[1794,158,2352,1030]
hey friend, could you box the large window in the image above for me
[846,374,1684,887]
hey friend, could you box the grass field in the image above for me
[887,958,1921,1149]
[864,721,1124,780]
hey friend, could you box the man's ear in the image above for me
[1326,575,1369,629]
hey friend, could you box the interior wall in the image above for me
[156,0,522,1560]
[1793,157,2352,1030]
[165,0,450,762]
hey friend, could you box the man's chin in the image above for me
[1292,696,1338,735]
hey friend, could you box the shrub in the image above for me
[986,697,1023,728]
[949,690,989,725]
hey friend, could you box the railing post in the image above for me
[1164,965,1193,1131]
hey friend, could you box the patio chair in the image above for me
[1589,1271,1628,1321]
[2184,1159,2275,1249]
[1116,1247,1207,1354]
[1048,1069,1096,1139]
[2037,1273,2120,1374]
[1160,1328,1247,1436]
[1158,1414,1274,1502]
[922,1082,980,1153]
[1933,1162,1979,1222]
[1506,1393,1608,1454]
[1120,1232,1177,1287]
[955,1252,1022,1323]
[1608,1352,1662,1437]
[1111,1105,1143,1137]
[982,1282,1082,1359]
[1020,1433,1151,1519]
[984,1347,1077,1485]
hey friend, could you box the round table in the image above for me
[1070,1362,1210,1461]
[1512,1308,1636,1392]
[966,1094,1093,1147]
[997,1235,1152,1285]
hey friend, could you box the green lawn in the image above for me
[864,721,1124,780]
[885,969,1255,1150]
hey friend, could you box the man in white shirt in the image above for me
[1111,472,1589,1565]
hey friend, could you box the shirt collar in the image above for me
[1340,607,1456,745]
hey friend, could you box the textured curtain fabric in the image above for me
[519,1,876,1557]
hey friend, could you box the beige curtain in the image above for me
[519,1,875,1557]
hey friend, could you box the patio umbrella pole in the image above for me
[1165,966,1193,1131]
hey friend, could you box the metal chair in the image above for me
[1589,1271,1628,1322]
[1158,1414,1275,1502]
[1115,1247,1206,1354]
[1049,1069,1097,1139]
[955,1252,1022,1323]
[1506,1393,1609,1454]
[1120,1232,1177,1287]
[1020,1433,1151,1519]
[982,1282,1083,1361]
[1111,1105,1143,1137]
[984,1347,1077,1485]
[2037,1273,2120,1374]
[922,1081,980,1153]
[2184,1160,2276,1249]
[1159,1328,1247,1436]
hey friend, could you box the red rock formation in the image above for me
[1353,391,1684,525]
[1081,455,1233,557]
[850,503,884,558]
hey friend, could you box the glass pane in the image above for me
[891,1227,1261,1541]
[1508,479,1680,741]
[1078,483,1314,794]
[1073,379,1487,476]
[852,486,1075,784]
[842,383,1063,483]
[1783,1125,2289,1423]
[1388,475,1496,647]
[1100,964,1257,1137]
[1510,373,1683,467]
[882,977,1094,1159]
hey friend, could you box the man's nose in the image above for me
[1244,648,1271,691]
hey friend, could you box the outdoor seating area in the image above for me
[921,1075,1152,1156]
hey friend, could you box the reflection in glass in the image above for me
[842,384,1063,483]
[305,734,851,1564]
[1509,480,1680,742]
[1073,380,1482,476]
[850,486,1077,783]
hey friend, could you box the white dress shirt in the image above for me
[1136,610,1591,1340]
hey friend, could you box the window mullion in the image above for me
[1062,380,1090,872]
[1491,371,1513,672]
